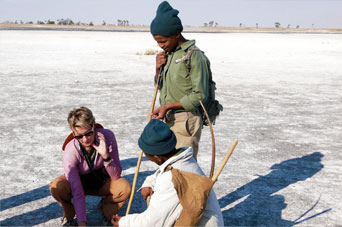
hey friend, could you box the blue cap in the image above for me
[150,1,183,36]
[138,119,177,155]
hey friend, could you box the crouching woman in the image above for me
[49,107,131,226]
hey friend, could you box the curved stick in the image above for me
[212,139,238,182]
[199,101,216,178]
[125,82,159,215]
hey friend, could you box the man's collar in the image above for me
[175,39,196,52]
[158,147,193,172]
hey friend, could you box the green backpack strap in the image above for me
[175,47,201,74]
[175,47,223,125]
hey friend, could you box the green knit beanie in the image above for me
[150,1,183,36]
[138,119,177,156]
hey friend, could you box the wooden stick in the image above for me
[212,139,238,182]
[125,83,159,215]
[199,101,216,179]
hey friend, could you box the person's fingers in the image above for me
[97,132,105,140]
[152,108,160,115]
[157,52,165,58]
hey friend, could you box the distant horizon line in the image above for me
[1,18,341,30]
[0,22,342,32]
[1,23,342,34]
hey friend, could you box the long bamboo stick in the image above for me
[125,80,160,215]
[212,139,238,182]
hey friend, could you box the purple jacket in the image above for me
[63,128,122,223]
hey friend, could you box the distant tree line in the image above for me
[235,22,301,29]
[3,19,308,29]
[117,19,129,26]
[202,21,303,29]
[274,22,301,29]
[2,18,132,26]
[203,20,219,27]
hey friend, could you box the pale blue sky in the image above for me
[1,0,341,28]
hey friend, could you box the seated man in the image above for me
[112,119,223,226]
[49,107,131,226]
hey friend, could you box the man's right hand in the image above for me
[140,187,154,201]
[156,52,167,70]
[155,52,167,82]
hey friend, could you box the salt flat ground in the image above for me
[0,31,341,226]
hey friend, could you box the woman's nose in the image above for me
[82,136,90,143]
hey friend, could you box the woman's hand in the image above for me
[92,132,109,160]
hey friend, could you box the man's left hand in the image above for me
[151,105,169,119]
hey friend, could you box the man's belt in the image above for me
[165,109,201,122]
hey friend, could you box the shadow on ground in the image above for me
[1,153,331,226]
[219,152,331,226]
[0,157,151,226]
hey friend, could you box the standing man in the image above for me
[151,1,212,159]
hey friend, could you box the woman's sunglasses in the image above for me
[73,129,94,140]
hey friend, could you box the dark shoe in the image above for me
[98,198,111,226]
[61,216,78,226]
[101,215,112,226]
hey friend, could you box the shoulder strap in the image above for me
[184,47,200,74]
[174,47,201,74]
[165,165,173,172]
[80,145,95,172]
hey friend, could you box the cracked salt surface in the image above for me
[0,30,341,226]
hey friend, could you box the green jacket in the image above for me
[159,40,211,112]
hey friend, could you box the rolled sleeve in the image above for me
[180,51,210,110]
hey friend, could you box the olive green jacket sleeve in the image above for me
[179,49,210,110]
